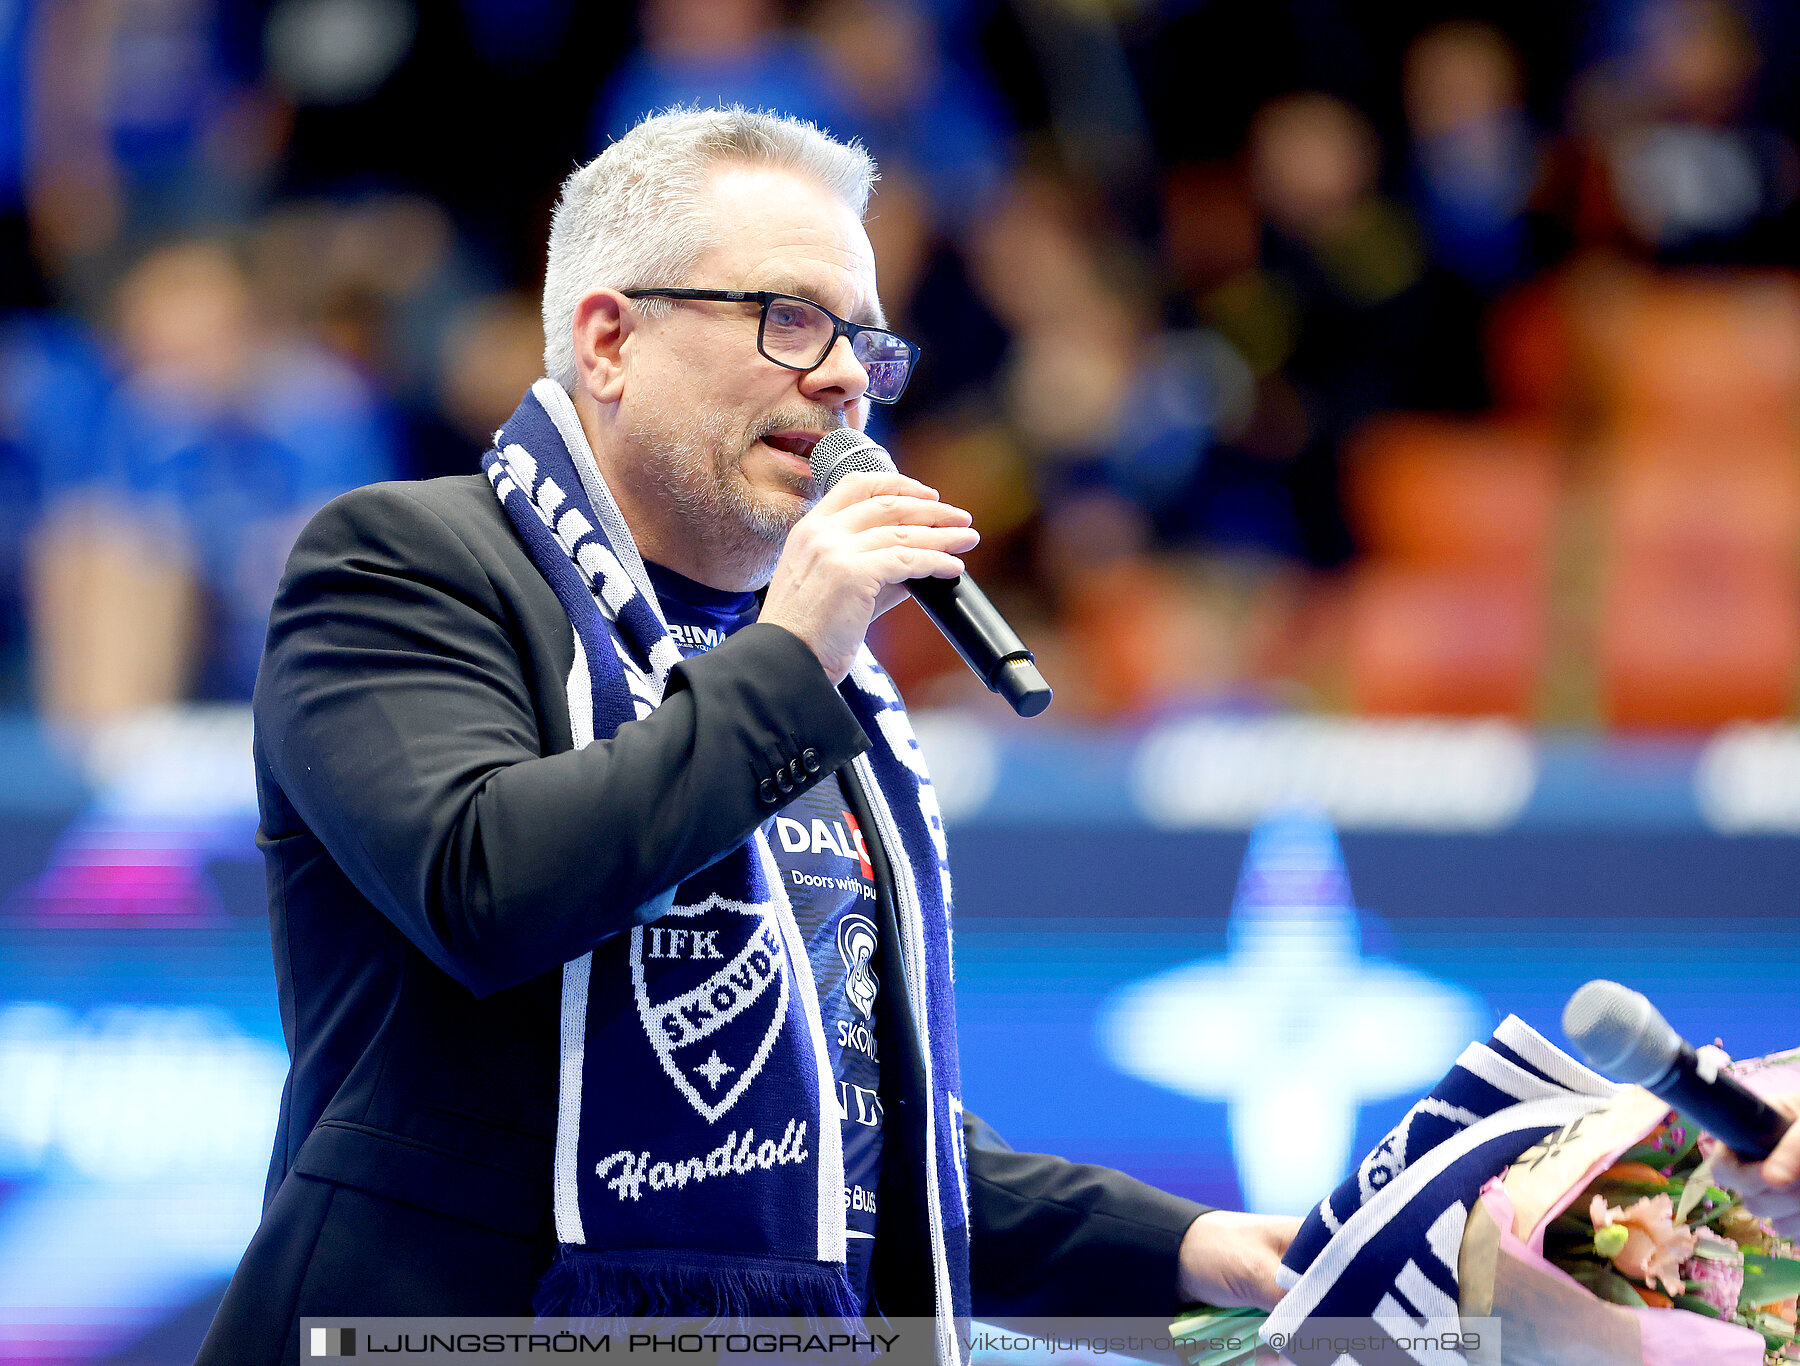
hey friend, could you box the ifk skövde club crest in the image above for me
[631,897,793,1123]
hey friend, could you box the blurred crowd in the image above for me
[2,0,1799,730]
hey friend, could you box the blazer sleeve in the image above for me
[254,482,869,998]
[964,1112,1213,1317]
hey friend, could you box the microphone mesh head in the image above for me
[1562,980,1681,1083]
[810,427,896,493]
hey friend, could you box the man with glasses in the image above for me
[199,108,1295,1362]
[618,289,919,404]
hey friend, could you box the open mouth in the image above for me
[760,432,822,463]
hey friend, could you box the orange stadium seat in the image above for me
[1345,416,1562,574]
[1590,273,1800,445]
[1486,272,1578,423]
[1058,556,1232,719]
[1603,439,1800,572]
[1599,551,1800,730]
[1347,565,1543,718]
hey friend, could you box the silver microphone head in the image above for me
[1563,979,1683,1085]
[810,427,896,493]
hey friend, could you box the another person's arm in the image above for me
[1708,1093,1800,1238]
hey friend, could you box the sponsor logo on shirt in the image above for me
[668,623,727,652]
[837,1080,883,1127]
[837,913,878,1019]
[835,911,880,1060]
[788,868,875,901]
[773,812,872,876]
[836,1016,877,1061]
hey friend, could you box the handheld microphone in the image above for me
[810,428,1053,718]
[1562,979,1792,1161]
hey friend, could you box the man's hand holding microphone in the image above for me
[764,429,1052,713]
[758,468,976,685]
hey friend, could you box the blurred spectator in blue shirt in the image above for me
[1570,0,1798,264]
[458,0,573,72]
[0,314,113,702]
[810,0,1008,229]
[592,0,845,147]
[967,174,1253,538]
[0,0,24,215]
[1401,22,1544,408]
[409,290,549,482]
[1188,94,1428,564]
[1404,22,1541,293]
[29,239,393,724]
[28,0,283,289]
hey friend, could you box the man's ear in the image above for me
[572,289,632,405]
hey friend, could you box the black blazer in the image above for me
[197,475,1207,1365]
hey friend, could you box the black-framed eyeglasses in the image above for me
[621,288,919,404]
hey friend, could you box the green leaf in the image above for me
[1621,1123,1699,1169]
[1170,1307,1267,1366]
[1751,1310,1797,1342]
[1749,1313,1795,1355]
[1689,1237,1745,1263]
[1172,1306,1265,1330]
[1544,1215,1597,1246]
[1737,1251,1800,1311]
[1671,1294,1724,1319]
[1676,1156,1717,1225]
[1695,1187,1739,1218]
[1568,1260,1652,1307]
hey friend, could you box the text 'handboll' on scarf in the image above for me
[482,381,970,1357]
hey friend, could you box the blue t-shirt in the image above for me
[644,561,883,1306]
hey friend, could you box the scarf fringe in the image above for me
[534,1250,865,1323]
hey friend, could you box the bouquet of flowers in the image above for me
[1543,1110,1799,1356]
[1173,1024,1800,1366]
[1461,1046,1800,1366]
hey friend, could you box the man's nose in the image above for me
[800,334,871,405]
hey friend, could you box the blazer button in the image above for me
[787,757,806,786]
[775,768,795,794]
[801,748,821,775]
[758,778,778,805]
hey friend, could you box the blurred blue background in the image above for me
[2,716,1798,1362]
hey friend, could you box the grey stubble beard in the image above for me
[640,404,841,588]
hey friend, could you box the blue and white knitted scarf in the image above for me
[1265,1016,1620,1365]
[482,381,970,1348]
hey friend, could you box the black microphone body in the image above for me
[1644,1041,1791,1163]
[1563,979,1792,1161]
[906,574,1049,717]
[810,429,1052,717]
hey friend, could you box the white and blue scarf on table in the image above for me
[1265,1016,1621,1365]
[483,381,971,1346]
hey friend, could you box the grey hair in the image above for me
[541,106,878,391]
